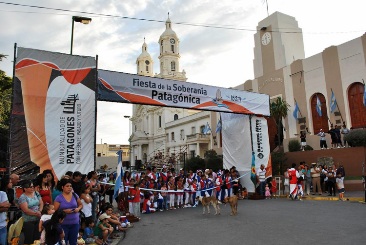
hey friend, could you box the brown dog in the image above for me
[224,195,238,216]
[196,196,221,215]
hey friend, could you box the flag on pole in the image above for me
[114,150,124,200]
[215,118,222,133]
[316,96,322,116]
[292,102,299,119]
[203,122,211,134]
[330,91,337,113]
[363,84,366,106]
[250,152,257,187]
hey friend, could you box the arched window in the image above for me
[348,82,366,128]
[171,45,174,53]
[174,114,178,120]
[311,93,329,134]
[171,61,176,71]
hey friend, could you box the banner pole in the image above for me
[94,54,98,171]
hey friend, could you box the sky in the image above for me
[1,0,365,144]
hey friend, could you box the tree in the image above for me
[0,55,12,166]
[270,97,290,149]
[204,149,223,171]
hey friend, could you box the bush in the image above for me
[186,155,205,172]
[345,129,366,147]
[304,145,313,151]
[288,139,301,152]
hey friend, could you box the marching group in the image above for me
[283,162,346,201]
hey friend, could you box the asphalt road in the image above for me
[119,198,366,245]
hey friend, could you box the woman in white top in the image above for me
[80,184,92,221]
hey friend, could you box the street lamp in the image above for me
[124,115,132,170]
[70,16,92,55]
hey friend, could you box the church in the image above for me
[129,12,366,169]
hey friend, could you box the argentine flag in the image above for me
[215,118,222,133]
[316,96,322,116]
[114,150,124,200]
[293,102,299,119]
[330,91,337,113]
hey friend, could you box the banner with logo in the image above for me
[10,47,96,180]
[222,113,271,192]
[98,70,270,116]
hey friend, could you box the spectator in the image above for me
[283,168,289,195]
[43,209,66,245]
[304,165,312,195]
[327,166,337,196]
[36,173,52,205]
[0,185,10,245]
[317,129,328,149]
[256,164,266,196]
[341,123,350,147]
[300,131,307,151]
[87,171,101,221]
[18,180,43,244]
[54,179,83,245]
[72,171,84,197]
[311,163,322,195]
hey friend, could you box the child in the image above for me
[94,213,114,245]
[39,204,55,245]
[336,174,345,201]
[265,184,271,199]
[271,178,278,198]
[77,229,85,245]
[241,187,248,199]
[83,218,103,245]
[43,210,66,245]
[191,179,198,207]
[142,192,156,214]
[131,183,141,217]
[80,184,93,226]
[176,177,184,208]
[167,176,176,210]
[160,183,168,210]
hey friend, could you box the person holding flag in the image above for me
[114,150,124,208]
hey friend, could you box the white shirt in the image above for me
[0,191,9,228]
[257,168,266,182]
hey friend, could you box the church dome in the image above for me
[159,17,178,39]
[136,40,152,61]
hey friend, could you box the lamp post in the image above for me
[124,115,131,170]
[71,16,92,55]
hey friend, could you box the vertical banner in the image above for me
[10,47,96,180]
[222,113,271,192]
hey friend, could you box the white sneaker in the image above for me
[218,201,222,204]
[321,148,324,150]
[337,146,340,148]
[192,204,197,208]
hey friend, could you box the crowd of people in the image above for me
[1,165,253,245]
[283,162,346,201]
[0,170,135,245]
[0,161,348,244]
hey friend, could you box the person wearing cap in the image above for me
[317,129,328,149]
[94,213,113,245]
[310,163,322,195]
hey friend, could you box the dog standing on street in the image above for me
[196,196,221,215]
[224,195,238,216]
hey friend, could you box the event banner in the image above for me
[10,47,96,180]
[222,113,271,192]
[98,70,270,116]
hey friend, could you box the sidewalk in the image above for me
[281,191,366,202]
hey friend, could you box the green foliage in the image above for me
[270,97,290,147]
[0,63,12,166]
[288,139,301,152]
[344,129,366,147]
[204,149,223,172]
[271,152,287,175]
[186,155,205,172]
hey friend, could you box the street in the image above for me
[120,198,365,245]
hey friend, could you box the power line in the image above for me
[0,1,365,34]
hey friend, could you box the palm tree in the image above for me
[270,97,290,149]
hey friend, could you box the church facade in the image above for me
[130,12,366,169]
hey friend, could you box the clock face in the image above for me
[261,32,271,45]
[170,38,175,44]
[145,60,150,65]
